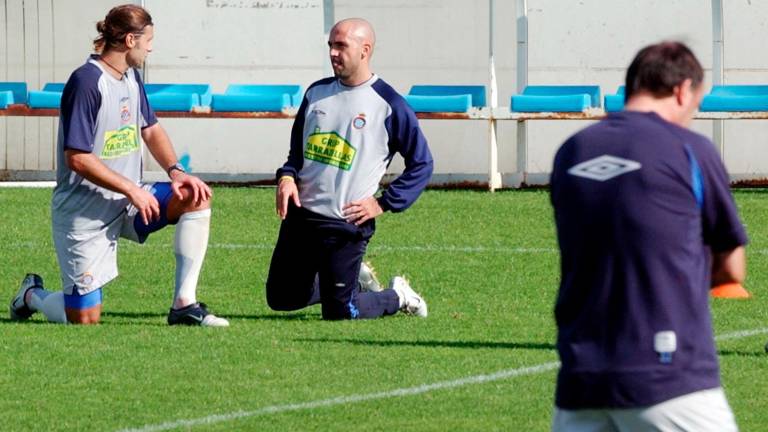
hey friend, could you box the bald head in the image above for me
[328,18,376,86]
[332,18,376,51]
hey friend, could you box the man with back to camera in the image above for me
[266,18,433,320]
[550,41,746,431]
[9,4,228,326]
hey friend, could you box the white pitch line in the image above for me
[1,241,557,254]
[11,240,768,256]
[206,243,557,253]
[0,181,55,188]
[714,327,768,341]
[118,362,561,432]
[117,326,768,432]
[371,245,557,253]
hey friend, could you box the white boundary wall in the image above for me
[2,0,768,186]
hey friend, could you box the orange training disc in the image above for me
[711,283,751,299]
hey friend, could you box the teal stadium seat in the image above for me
[511,85,601,112]
[145,84,213,111]
[28,83,65,109]
[700,85,768,112]
[0,82,28,108]
[0,92,10,109]
[211,84,303,112]
[404,85,486,113]
[604,86,625,112]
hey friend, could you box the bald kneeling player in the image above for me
[266,18,433,320]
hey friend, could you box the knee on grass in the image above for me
[265,288,307,312]
[65,307,102,324]
[63,289,103,325]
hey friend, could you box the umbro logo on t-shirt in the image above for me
[567,155,641,181]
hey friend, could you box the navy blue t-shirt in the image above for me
[550,111,747,409]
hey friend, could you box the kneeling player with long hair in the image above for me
[9,4,228,327]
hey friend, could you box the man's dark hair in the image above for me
[94,4,153,53]
[625,41,703,101]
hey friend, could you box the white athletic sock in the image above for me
[173,208,211,309]
[28,289,67,324]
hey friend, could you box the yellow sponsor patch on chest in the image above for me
[102,125,139,159]
[304,130,357,170]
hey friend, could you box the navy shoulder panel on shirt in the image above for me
[305,77,337,96]
[277,77,337,180]
[371,78,419,155]
[370,78,433,212]
[60,62,103,152]
[371,78,410,113]
[62,62,103,103]
[309,76,337,88]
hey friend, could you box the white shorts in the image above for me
[552,387,737,432]
[53,183,168,295]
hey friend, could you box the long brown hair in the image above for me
[93,4,153,53]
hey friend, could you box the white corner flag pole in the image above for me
[488,0,502,191]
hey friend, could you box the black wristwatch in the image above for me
[166,162,186,176]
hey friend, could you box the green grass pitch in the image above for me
[1,187,767,431]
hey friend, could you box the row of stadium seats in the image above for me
[0,82,303,112]
[603,86,768,112]
[3,81,768,113]
[509,85,768,113]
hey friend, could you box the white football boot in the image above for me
[389,276,428,318]
[358,261,383,292]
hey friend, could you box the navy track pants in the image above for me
[266,206,400,320]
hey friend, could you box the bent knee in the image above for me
[63,289,102,324]
[265,283,307,311]
[265,291,297,311]
[175,186,212,211]
[65,307,102,324]
[69,316,101,325]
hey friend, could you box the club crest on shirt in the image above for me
[120,97,132,124]
[352,113,367,129]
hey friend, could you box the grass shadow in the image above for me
[1,311,322,325]
[234,313,322,321]
[294,337,556,351]
[0,317,56,325]
[299,338,767,356]
[102,311,166,319]
[103,310,321,322]
[718,349,768,358]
